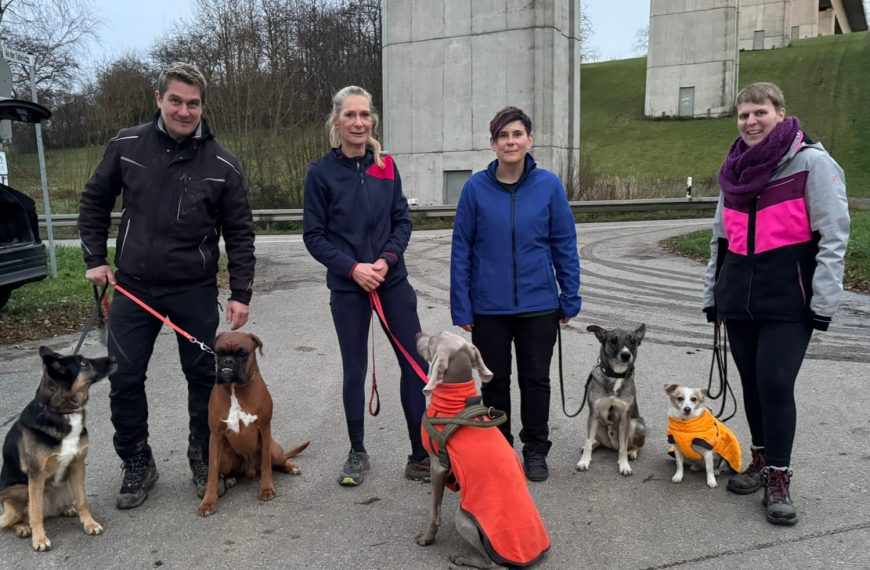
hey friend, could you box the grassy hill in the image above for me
[581,32,870,198]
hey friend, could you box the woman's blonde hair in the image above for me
[735,82,786,111]
[327,85,384,168]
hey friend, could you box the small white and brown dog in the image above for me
[664,384,742,489]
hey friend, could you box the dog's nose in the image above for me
[683,407,691,414]
[220,357,234,367]
[619,351,631,362]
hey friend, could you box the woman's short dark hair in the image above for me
[735,82,785,111]
[489,106,533,141]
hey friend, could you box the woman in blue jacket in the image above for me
[303,86,430,487]
[450,106,581,482]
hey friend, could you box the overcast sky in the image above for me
[88,0,649,64]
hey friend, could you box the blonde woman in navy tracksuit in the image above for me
[451,107,581,482]
[303,86,429,487]
[703,82,850,525]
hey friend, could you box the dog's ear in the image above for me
[664,383,679,395]
[587,325,606,343]
[466,343,493,383]
[699,389,708,401]
[249,333,264,355]
[422,348,448,397]
[635,324,646,344]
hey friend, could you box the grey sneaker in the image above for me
[338,451,370,486]
[404,456,431,481]
[727,446,765,495]
[117,451,159,509]
[188,445,225,499]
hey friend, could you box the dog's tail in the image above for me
[284,441,310,459]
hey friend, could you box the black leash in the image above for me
[706,320,737,422]
[558,325,589,418]
[73,284,109,355]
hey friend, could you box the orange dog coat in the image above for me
[421,380,550,567]
[667,409,742,472]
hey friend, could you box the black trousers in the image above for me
[329,279,428,462]
[472,312,558,455]
[106,285,219,459]
[725,319,813,468]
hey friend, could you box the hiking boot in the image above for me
[727,445,765,495]
[405,456,431,482]
[188,445,225,499]
[523,450,549,482]
[762,466,798,525]
[117,451,159,509]
[338,451,370,486]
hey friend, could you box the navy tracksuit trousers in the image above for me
[329,279,428,462]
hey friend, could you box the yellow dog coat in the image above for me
[667,409,742,472]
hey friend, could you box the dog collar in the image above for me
[598,362,633,379]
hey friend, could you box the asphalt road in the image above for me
[1,219,869,569]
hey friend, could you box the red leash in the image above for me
[112,283,215,354]
[367,290,429,416]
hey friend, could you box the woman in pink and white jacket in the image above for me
[702,82,850,526]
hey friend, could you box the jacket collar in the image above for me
[485,153,537,190]
[153,111,212,146]
[332,146,374,170]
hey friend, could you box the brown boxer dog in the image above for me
[198,332,309,517]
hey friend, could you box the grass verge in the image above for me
[663,210,870,294]
[0,246,229,346]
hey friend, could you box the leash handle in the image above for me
[707,320,737,422]
[73,283,109,355]
[112,283,214,354]
[368,315,380,416]
[557,324,587,418]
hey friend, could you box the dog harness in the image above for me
[667,409,742,472]
[421,380,550,567]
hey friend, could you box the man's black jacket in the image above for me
[78,117,255,304]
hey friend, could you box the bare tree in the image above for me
[633,25,648,56]
[579,10,599,63]
[0,0,102,99]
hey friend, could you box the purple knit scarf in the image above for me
[718,116,801,207]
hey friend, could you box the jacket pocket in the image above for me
[117,213,131,266]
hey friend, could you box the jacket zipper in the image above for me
[118,217,131,265]
[358,160,375,261]
[511,189,518,310]
[745,198,757,320]
[796,262,807,304]
[197,234,209,270]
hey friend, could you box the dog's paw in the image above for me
[575,458,591,471]
[415,529,436,546]
[258,487,276,502]
[31,534,51,552]
[618,462,633,476]
[628,450,639,461]
[672,473,683,483]
[283,461,302,475]
[689,463,701,472]
[13,523,31,538]
[706,477,718,489]
[61,506,78,517]
[198,501,217,517]
[224,476,237,489]
[82,517,103,535]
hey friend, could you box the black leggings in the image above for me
[725,319,814,467]
[329,279,428,461]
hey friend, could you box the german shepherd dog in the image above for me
[0,347,115,551]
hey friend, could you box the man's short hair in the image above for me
[489,106,533,141]
[157,62,208,104]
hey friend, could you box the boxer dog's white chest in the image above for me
[223,386,258,433]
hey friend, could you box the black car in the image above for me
[0,99,52,310]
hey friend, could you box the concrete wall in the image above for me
[737,0,791,49]
[382,0,581,205]
[645,0,739,118]
[819,7,836,34]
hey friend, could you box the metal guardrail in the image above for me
[39,197,718,227]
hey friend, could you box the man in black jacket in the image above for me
[78,62,255,509]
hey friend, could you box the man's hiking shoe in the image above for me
[188,445,225,499]
[404,456,431,481]
[763,466,798,526]
[523,450,549,482]
[727,446,765,495]
[338,451,370,486]
[117,451,159,509]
